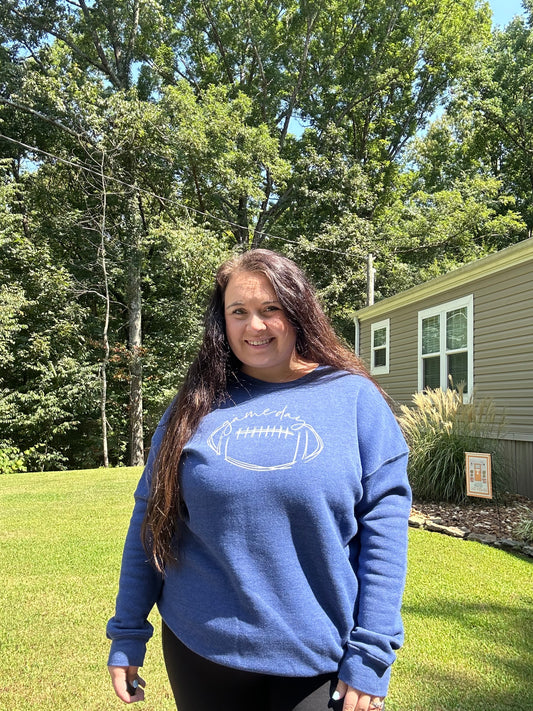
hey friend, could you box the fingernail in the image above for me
[331,691,341,701]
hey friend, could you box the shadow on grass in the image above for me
[390,661,532,711]
[397,597,533,710]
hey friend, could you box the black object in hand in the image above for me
[126,680,138,696]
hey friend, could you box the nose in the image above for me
[249,313,267,331]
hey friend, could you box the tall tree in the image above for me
[1,0,153,463]
[2,0,517,470]
[140,0,493,243]
[0,160,101,470]
[453,2,533,235]
[0,5,267,466]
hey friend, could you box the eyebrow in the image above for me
[225,299,280,310]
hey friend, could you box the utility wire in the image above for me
[1,130,476,259]
[0,131,356,258]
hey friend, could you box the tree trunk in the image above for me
[100,222,110,467]
[100,352,110,467]
[128,203,144,467]
[97,154,111,467]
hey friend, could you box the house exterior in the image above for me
[354,238,533,498]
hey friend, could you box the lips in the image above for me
[246,338,274,347]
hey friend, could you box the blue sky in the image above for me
[489,0,526,27]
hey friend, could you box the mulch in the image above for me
[411,493,533,540]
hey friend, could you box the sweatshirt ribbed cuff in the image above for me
[338,646,392,698]
[107,638,147,668]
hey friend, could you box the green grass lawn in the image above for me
[1,468,531,711]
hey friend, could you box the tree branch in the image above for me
[200,0,235,85]
[279,8,321,149]
[77,0,123,88]
[8,4,121,87]
[0,96,94,144]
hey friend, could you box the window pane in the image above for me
[448,351,468,393]
[374,347,386,367]
[423,356,440,389]
[446,307,467,350]
[422,315,440,354]
[373,327,386,348]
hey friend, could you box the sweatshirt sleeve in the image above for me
[106,414,169,667]
[338,381,411,698]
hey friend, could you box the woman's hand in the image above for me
[332,679,385,711]
[108,665,146,704]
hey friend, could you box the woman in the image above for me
[107,249,411,711]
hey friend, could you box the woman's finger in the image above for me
[343,686,367,711]
[331,678,348,702]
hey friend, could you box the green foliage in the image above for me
[376,172,526,288]
[0,162,101,470]
[0,440,26,475]
[513,509,533,544]
[285,211,375,335]
[452,7,533,233]
[0,0,531,470]
[0,283,28,366]
[375,114,529,298]
[157,81,291,242]
[399,385,509,503]
[142,222,233,428]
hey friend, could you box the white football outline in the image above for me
[207,410,323,471]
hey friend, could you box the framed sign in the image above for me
[465,452,492,499]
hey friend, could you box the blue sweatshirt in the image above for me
[107,367,411,697]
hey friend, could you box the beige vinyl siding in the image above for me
[500,440,533,498]
[361,284,477,407]
[360,310,418,406]
[359,258,533,437]
[356,241,533,497]
[471,260,533,439]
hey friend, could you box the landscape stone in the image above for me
[408,510,533,558]
[408,514,426,528]
[466,532,498,544]
[494,538,521,551]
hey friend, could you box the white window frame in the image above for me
[417,295,473,401]
[370,318,390,375]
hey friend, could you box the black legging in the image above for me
[162,621,341,711]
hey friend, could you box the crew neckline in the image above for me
[235,365,329,390]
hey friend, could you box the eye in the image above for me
[264,305,281,313]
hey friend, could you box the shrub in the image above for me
[0,441,27,475]
[398,385,509,503]
[513,509,533,544]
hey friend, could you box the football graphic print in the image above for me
[207,407,323,471]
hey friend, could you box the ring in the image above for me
[369,701,384,710]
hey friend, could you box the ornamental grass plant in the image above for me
[398,384,509,503]
[513,508,533,544]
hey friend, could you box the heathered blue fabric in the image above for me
[107,367,411,697]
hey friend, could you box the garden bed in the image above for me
[410,493,533,556]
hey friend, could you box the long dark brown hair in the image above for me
[142,249,370,571]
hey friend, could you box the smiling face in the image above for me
[224,270,304,382]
